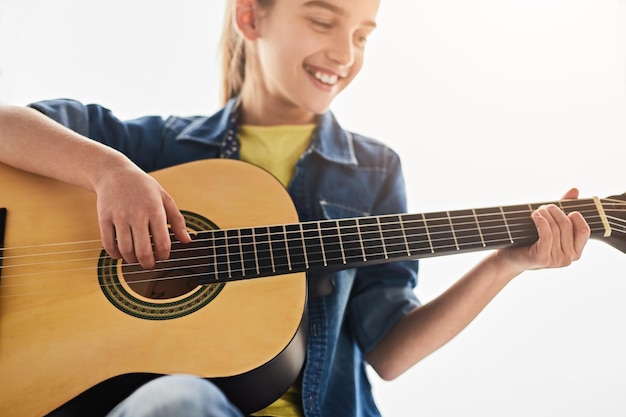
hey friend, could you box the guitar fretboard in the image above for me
[192,198,605,283]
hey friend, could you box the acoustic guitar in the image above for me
[0,159,624,416]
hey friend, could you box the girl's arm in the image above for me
[0,104,190,268]
[366,188,591,380]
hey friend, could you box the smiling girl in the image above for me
[0,0,590,416]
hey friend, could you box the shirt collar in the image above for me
[310,111,358,166]
[175,98,358,166]
[175,98,238,147]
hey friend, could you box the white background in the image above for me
[2,1,626,416]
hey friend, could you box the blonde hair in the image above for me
[219,0,274,105]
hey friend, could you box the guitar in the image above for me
[1,159,625,417]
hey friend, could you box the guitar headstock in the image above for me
[599,193,626,253]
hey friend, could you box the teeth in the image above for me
[314,71,338,85]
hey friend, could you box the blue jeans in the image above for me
[106,375,244,417]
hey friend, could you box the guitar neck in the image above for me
[196,197,608,284]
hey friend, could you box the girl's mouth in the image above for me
[304,65,340,86]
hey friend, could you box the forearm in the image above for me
[366,251,522,380]
[0,104,189,268]
[0,104,133,191]
[366,199,590,380]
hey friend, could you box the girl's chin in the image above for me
[301,97,334,115]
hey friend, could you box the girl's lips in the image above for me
[304,64,342,87]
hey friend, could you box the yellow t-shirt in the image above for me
[239,123,314,417]
[239,123,315,188]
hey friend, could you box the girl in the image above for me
[0,0,590,416]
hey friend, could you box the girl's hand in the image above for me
[497,188,591,274]
[94,165,191,269]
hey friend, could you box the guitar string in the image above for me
[0,200,621,254]
[0,201,613,269]
[0,201,622,276]
[0,199,618,257]
[0,209,620,281]
[0,211,619,297]
[0,218,604,299]
[0,220,610,300]
[0,218,616,299]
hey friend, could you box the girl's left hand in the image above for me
[498,188,591,273]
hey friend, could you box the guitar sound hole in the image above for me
[121,240,207,300]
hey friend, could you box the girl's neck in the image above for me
[238,84,317,126]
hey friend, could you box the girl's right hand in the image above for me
[94,164,191,269]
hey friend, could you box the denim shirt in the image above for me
[30,98,421,417]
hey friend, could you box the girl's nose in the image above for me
[326,32,355,67]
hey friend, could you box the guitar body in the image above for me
[0,159,307,417]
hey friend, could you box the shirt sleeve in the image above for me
[28,98,169,172]
[348,149,421,354]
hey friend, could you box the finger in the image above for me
[131,222,158,269]
[561,187,580,200]
[116,225,139,265]
[530,208,553,259]
[569,211,591,258]
[100,223,122,260]
[534,204,568,267]
[546,204,574,254]
[163,195,192,244]
[169,213,191,244]
[150,217,172,262]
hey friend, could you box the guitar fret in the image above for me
[267,226,276,273]
[399,214,411,256]
[472,208,486,247]
[283,225,292,271]
[338,218,363,263]
[265,225,287,274]
[336,220,347,264]
[223,229,231,278]
[216,230,232,279]
[502,204,535,244]
[379,215,410,258]
[358,217,386,261]
[474,207,511,248]
[317,222,327,267]
[423,211,457,253]
[446,211,460,251]
[400,214,430,257]
[499,207,514,244]
[224,229,238,279]
[254,226,274,275]
[376,217,389,259]
[285,224,306,270]
[198,231,214,282]
[251,228,260,275]
[421,213,434,253]
[449,209,482,251]
[320,220,343,267]
[300,224,309,269]
[240,228,257,277]
[356,218,367,261]
[212,230,221,280]
[302,223,325,267]
[238,228,245,277]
